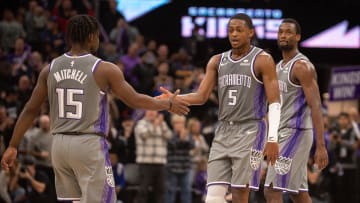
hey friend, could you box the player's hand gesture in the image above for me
[159,87,190,115]
[1,146,18,172]
[263,142,279,166]
[314,145,328,171]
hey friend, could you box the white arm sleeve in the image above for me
[268,102,281,143]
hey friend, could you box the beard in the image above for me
[278,42,293,51]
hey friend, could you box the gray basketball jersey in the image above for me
[277,53,313,130]
[47,53,109,135]
[218,46,266,122]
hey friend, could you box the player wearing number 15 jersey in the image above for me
[1,15,189,203]
[159,13,281,203]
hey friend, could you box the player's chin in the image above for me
[230,42,242,49]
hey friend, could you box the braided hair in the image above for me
[65,15,99,47]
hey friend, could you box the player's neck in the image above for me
[282,49,299,63]
[231,44,252,59]
[69,45,91,56]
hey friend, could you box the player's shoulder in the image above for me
[207,53,222,67]
[293,58,315,72]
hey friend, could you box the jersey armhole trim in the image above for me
[250,49,264,84]
[49,59,56,71]
[92,59,102,73]
[288,60,302,88]
[217,53,225,72]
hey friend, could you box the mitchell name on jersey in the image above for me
[53,69,88,84]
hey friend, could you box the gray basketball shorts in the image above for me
[265,128,313,193]
[207,120,267,190]
[51,134,116,203]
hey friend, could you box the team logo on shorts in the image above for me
[274,156,292,175]
[250,148,263,170]
[105,166,115,187]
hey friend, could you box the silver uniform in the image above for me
[265,52,314,193]
[48,53,116,203]
[207,46,267,190]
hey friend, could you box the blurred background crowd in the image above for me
[0,0,359,203]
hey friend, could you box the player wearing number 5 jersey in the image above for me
[160,13,281,203]
[1,15,189,203]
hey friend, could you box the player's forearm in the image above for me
[129,94,170,111]
[9,106,40,148]
[179,93,207,105]
[312,110,326,147]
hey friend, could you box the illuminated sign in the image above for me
[117,0,170,21]
[301,20,360,49]
[181,7,283,40]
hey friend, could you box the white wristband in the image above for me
[268,102,281,143]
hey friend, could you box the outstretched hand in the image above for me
[263,142,279,166]
[159,87,190,115]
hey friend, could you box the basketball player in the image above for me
[1,15,189,203]
[264,18,328,203]
[160,13,281,203]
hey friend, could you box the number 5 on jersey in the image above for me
[56,88,83,119]
[228,89,237,105]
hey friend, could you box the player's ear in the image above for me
[296,34,301,42]
[249,28,255,39]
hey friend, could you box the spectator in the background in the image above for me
[348,107,360,139]
[329,112,357,203]
[109,150,126,203]
[52,0,94,33]
[165,114,194,203]
[24,0,40,47]
[41,16,65,56]
[0,104,15,149]
[154,62,174,95]
[110,18,130,55]
[157,44,170,66]
[100,0,124,35]
[0,9,26,53]
[193,157,207,203]
[0,61,15,93]
[119,42,142,88]
[187,117,209,174]
[8,160,26,203]
[0,167,11,203]
[17,157,52,203]
[135,110,172,203]
[133,52,157,95]
[3,87,19,120]
[118,116,137,164]
[27,51,45,84]
[28,114,57,202]
[7,37,30,69]
[24,1,47,50]
[16,75,33,112]
[170,48,194,80]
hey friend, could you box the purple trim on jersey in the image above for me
[100,138,115,203]
[65,52,90,57]
[254,84,266,119]
[94,94,109,135]
[290,90,306,128]
[251,120,266,187]
[253,120,266,150]
[277,128,303,188]
[92,59,102,73]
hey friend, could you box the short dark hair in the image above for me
[229,13,254,29]
[65,15,99,46]
[281,18,301,34]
